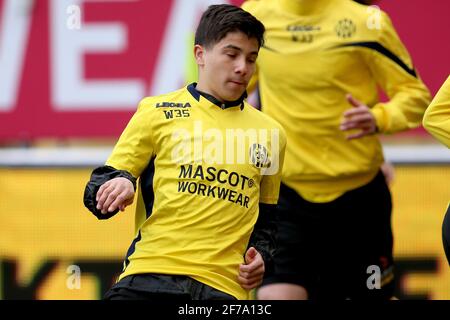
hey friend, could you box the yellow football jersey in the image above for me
[105,83,286,300]
[243,0,431,202]
[423,76,450,147]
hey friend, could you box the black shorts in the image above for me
[104,273,237,300]
[262,171,394,300]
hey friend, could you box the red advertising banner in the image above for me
[0,0,448,141]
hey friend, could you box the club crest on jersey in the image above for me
[335,19,356,38]
[249,143,271,169]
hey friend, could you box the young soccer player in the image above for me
[423,75,450,265]
[83,4,286,300]
[242,0,431,300]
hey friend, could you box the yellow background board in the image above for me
[390,166,450,300]
[0,169,135,300]
[0,167,449,299]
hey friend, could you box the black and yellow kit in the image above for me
[242,0,431,299]
[243,0,431,202]
[85,83,286,300]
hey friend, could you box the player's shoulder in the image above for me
[332,0,392,41]
[241,0,277,19]
[137,87,188,111]
[337,0,385,18]
[245,103,287,136]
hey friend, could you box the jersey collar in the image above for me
[187,83,246,111]
[278,0,332,16]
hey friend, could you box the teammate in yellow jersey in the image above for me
[423,76,450,147]
[242,0,431,299]
[83,4,286,300]
[423,75,450,265]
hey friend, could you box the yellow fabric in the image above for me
[423,76,450,147]
[243,0,430,202]
[105,84,286,300]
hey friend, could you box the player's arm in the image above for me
[83,98,155,219]
[239,127,286,289]
[240,203,278,288]
[341,11,431,139]
[364,11,431,134]
[84,166,137,219]
[423,76,450,147]
[252,203,279,272]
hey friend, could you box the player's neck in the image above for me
[192,82,246,109]
[195,81,224,103]
[279,0,332,16]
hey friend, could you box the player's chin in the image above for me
[223,83,246,100]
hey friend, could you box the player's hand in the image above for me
[238,247,265,290]
[96,177,135,215]
[340,94,378,140]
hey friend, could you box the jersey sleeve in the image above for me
[423,76,450,147]
[259,125,286,204]
[105,97,156,178]
[361,11,431,134]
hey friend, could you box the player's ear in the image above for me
[194,44,205,66]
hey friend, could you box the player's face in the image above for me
[195,31,259,102]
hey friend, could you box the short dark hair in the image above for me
[195,4,265,49]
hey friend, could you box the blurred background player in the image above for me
[242,0,431,300]
[423,75,450,265]
[83,4,286,300]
